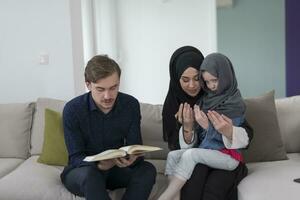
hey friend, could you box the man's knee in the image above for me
[82,166,106,189]
[134,161,156,185]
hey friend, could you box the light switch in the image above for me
[39,53,49,65]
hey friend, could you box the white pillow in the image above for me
[275,95,300,153]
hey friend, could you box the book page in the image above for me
[120,145,162,155]
[84,149,126,162]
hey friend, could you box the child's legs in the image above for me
[174,148,239,180]
[191,149,239,170]
[165,149,186,176]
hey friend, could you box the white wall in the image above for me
[91,0,217,104]
[117,0,216,104]
[0,0,217,104]
[0,0,79,103]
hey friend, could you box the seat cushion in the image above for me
[0,103,34,159]
[238,153,300,200]
[0,156,83,200]
[0,156,167,200]
[0,158,24,178]
[146,159,166,174]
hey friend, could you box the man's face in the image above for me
[86,72,120,113]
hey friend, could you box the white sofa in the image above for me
[238,94,300,200]
[0,94,299,200]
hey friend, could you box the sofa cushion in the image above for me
[30,98,66,155]
[0,158,24,178]
[238,153,300,200]
[140,103,169,160]
[37,109,68,166]
[275,95,300,153]
[0,102,34,159]
[0,156,83,200]
[0,156,167,200]
[146,159,166,174]
[242,91,287,162]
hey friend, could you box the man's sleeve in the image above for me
[63,104,94,167]
[125,99,143,146]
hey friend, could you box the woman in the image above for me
[162,46,253,200]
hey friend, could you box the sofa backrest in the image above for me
[140,103,169,160]
[2,95,298,161]
[275,95,300,153]
[28,97,169,159]
[0,103,34,159]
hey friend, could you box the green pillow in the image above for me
[37,108,68,166]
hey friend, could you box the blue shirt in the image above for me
[198,117,244,150]
[62,92,142,169]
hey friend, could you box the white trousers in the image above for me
[165,148,239,180]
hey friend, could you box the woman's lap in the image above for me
[181,163,248,200]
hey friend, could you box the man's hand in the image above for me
[194,105,209,130]
[114,154,141,168]
[97,159,115,171]
[207,110,233,140]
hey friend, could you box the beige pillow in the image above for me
[275,95,300,153]
[0,103,34,159]
[140,103,169,160]
[242,90,287,163]
[30,98,66,155]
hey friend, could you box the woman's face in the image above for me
[179,67,201,97]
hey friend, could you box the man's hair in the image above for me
[84,55,121,83]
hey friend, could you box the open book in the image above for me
[83,145,162,162]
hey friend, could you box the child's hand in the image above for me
[194,105,209,129]
[207,110,233,140]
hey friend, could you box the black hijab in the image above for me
[199,53,245,118]
[162,46,204,150]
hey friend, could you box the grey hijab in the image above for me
[199,53,245,118]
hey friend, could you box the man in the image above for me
[61,55,156,200]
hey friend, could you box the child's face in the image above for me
[202,71,219,92]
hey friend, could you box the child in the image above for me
[158,53,246,200]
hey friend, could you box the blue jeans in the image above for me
[62,160,156,200]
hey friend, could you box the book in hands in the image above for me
[83,145,162,162]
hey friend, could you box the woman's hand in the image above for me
[175,103,194,129]
[182,103,194,131]
[175,103,184,124]
[175,103,194,143]
[194,105,209,130]
[207,110,233,140]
